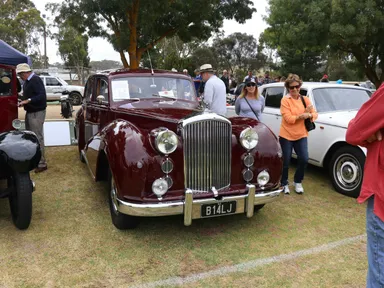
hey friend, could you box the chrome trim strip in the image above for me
[81,150,96,180]
[116,187,284,225]
[246,184,255,218]
[181,112,231,127]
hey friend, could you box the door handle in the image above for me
[275,114,280,117]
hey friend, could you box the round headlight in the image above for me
[152,178,169,197]
[240,127,258,150]
[243,154,254,167]
[12,119,22,130]
[161,159,174,173]
[257,170,270,187]
[155,130,178,154]
[243,169,254,182]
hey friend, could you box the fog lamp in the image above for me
[243,154,254,167]
[152,178,169,197]
[257,170,270,187]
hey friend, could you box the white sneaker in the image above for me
[283,185,290,194]
[294,182,304,194]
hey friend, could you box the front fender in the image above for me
[100,120,152,202]
[0,130,41,173]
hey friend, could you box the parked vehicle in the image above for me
[227,82,372,198]
[38,74,84,105]
[75,69,283,229]
[0,64,41,229]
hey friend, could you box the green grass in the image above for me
[0,147,367,287]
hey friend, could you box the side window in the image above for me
[46,77,62,86]
[265,87,284,108]
[95,78,109,103]
[84,77,94,102]
[300,89,308,96]
[0,68,13,96]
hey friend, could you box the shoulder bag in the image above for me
[243,97,260,121]
[300,95,316,132]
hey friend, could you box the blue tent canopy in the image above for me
[0,40,32,67]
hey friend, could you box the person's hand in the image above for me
[305,105,313,112]
[298,113,310,120]
[366,130,382,143]
[18,100,30,107]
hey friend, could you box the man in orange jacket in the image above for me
[346,83,384,288]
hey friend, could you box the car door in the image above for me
[44,76,64,101]
[84,76,110,177]
[0,65,18,132]
[262,86,285,137]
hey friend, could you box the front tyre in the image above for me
[69,92,82,106]
[108,169,140,230]
[329,146,365,198]
[8,172,33,230]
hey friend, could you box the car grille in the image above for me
[182,116,231,192]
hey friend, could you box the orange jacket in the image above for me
[279,95,318,140]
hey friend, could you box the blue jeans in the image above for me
[366,196,384,287]
[279,137,308,186]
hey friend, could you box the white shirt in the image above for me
[203,75,227,116]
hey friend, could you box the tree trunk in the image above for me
[120,50,129,68]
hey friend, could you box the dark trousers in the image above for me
[279,136,308,186]
[25,110,47,168]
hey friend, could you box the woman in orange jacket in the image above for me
[279,74,318,194]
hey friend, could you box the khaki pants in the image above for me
[25,110,47,168]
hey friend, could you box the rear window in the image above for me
[313,88,371,113]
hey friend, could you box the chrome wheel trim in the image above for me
[110,177,119,214]
[333,154,362,191]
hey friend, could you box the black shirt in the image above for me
[23,74,47,113]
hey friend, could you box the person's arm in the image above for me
[260,96,265,113]
[30,77,46,104]
[235,97,241,115]
[280,97,298,124]
[346,83,384,146]
[304,97,318,121]
[203,81,213,107]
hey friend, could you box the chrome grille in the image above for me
[183,115,231,192]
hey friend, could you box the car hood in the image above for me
[115,100,201,123]
[317,110,358,128]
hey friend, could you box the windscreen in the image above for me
[111,76,197,102]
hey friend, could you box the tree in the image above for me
[0,0,45,56]
[213,32,267,73]
[47,0,256,69]
[55,24,90,84]
[90,60,122,71]
[264,0,384,86]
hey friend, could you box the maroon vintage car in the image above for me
[76,69,283,229]
[0,64,41,229]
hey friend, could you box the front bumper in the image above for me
[116,184,283,226]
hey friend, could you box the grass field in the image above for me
[0,147,367,287]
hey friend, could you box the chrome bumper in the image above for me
[116,184,283,226]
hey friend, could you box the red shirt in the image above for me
[346,83,384,221]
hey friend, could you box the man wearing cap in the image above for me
[199,64,226,116]
[16,63,48,173]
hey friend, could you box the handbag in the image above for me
[243,97,260,121]
[300,95,316,132]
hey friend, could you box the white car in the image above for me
[39,75,85,105]
[227,82,372,197]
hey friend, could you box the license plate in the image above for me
[201,201,237,217]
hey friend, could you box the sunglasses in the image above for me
[246,83,256,87]
[289,85,301,90]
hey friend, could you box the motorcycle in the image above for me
[58,90,74,119]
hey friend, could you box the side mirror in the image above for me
[96,95,105,104]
